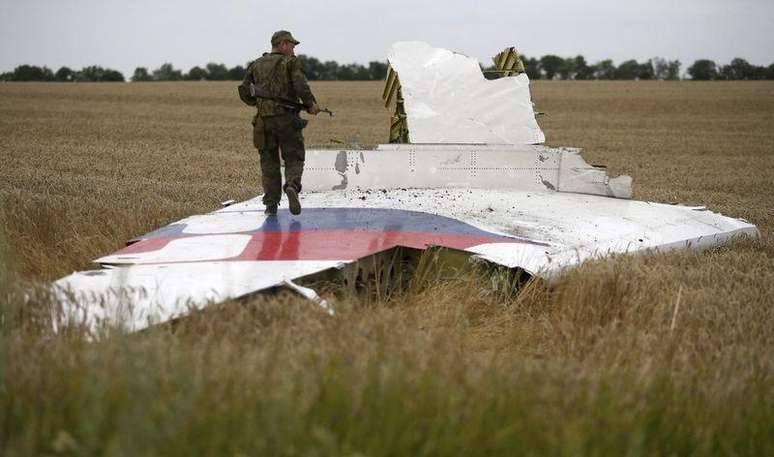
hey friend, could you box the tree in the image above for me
[653,58,668,80]
[368,61,388,80]
[593,60,616,80]
[637,60,654,80]
[205,62,229,80]
[320,60,339,80]
[152,63,182,81]
[185,66,208,80]
[538,54,564,80]
[336,64,355,80]
[573,55,594,80]
[767,63,774,80]
[74,65,124,82]
[297,55,323,80]
[102,69,125,82]
[716,65,731,80]
[751,65,768,80]
[55,66,74,82]
[652,58,681,80]
[132,67,152,82]
[665,60,681,80]
[10,65,54,81]
[227,65,245,80]
[557,57,576,80]
[336,63,369,80]
[354,64,371,80]
[523,56,540,80]
[615,60,640,80]
[687,59,718,80]
[0,72,11,81]
[75,66,101,81]
[719,57,755,80]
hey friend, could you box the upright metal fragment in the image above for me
[382,66,409,143]
[492,46,526,77]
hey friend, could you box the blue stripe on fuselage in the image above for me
[132,208,542,245]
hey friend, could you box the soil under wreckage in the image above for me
[52,41,759,332]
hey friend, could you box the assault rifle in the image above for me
[239,82,334,117]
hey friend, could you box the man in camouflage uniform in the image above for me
[245,30,320,215]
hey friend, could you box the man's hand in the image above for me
[307,103,321,115]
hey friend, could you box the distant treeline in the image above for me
[126,57,390,82]
[2,55,773,82]
[0,65,125,82]
[494,55,774,81]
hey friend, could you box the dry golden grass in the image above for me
[1,80,773,454]
[1,81,772,276]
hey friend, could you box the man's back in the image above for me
[247,52,315,117]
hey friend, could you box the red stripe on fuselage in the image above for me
[109,229,528,262]
[232,230,521,261]
[117,236,175,254]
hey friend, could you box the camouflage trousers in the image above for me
[253,112,306,207]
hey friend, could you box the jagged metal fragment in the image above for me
[387,41,544,144]
[492,47,526,76]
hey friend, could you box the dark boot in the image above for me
[264,204,278,216]
[285,187,301,215]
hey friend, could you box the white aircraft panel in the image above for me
[296,188,758,276]
[54,260,345,331]
[302,145,630,198]
[52,187,757,333]
[387,41,545,145]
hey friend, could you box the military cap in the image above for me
[271,30,300,46]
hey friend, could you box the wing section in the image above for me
[54,190,757,331]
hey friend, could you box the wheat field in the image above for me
[1,80,773,455]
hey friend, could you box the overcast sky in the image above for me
[2,0,773,76]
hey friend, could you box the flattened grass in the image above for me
[1,81,773,455]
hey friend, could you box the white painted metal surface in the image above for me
[54,261,344,331]
[295,189,758,275]
[387,41,545,145]
[53,187,758,331]
[304,144,632,198]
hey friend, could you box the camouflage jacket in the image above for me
[244,52,316,117]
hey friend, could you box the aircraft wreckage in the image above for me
[54,41,759,331]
